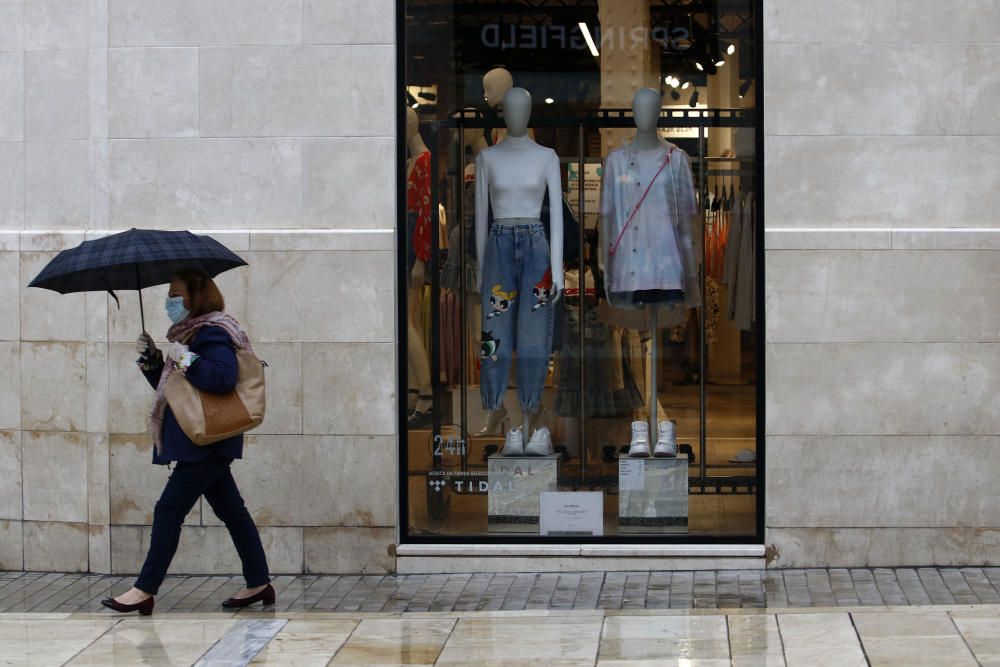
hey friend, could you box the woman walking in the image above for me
[102,269,273,615]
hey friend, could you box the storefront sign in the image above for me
[480,24,691,53]
[539,492,604,536]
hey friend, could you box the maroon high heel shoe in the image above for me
[101,595,154,616]
[221,583,275,608]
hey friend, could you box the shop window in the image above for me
[400,0,763,542]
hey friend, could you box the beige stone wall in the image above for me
[764,0,1000,566]
[0,0,397,574]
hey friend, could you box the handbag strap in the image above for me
[608,148,674,257]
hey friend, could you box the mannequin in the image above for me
[482,67,534,144]
[405,106,434,426]
[599,87,701,458]
[475,88,563,447]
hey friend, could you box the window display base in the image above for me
[487,454,562,533]
[618,455,689,534]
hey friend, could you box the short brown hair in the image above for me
[174,268,225,317]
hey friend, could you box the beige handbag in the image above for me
[165,346,266,446]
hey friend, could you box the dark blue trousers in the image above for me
[136,454,270,595]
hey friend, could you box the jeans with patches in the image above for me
[480,220,554,412]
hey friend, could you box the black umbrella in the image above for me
[28,228,247,331]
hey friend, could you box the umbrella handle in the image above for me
[135,264,146,334]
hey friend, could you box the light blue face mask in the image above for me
[165,296,189,324]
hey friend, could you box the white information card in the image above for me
[619,458,645,492]
[539,492,604,536]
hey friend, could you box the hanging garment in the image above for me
[407,150,432,266]
[599,139,700,311]
[441,163,479,293]
[479,221,555,412]
[732,192,756,331]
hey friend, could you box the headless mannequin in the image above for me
[406,107,433,417]
[475,87,564,437]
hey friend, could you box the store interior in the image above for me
[402,0,760,539]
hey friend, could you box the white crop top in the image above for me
[474,135,564,292]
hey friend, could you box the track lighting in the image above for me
[727,43,736,55]
[682,81,690,90]
[738,79,752,99]
[545,97,555,104]
[670,90,680,101]
[688,90,699,108]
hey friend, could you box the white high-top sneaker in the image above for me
[524,427,553,456]
[501,426,524,456]
[654,420,678,457]
[477,405,508,436]
[628,421,651,458]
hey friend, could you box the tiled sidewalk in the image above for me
[3,568,1000,613]
[2,607,1000,665]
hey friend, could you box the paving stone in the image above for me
[428,574,471,612]
[960,568,1000,605]
[762,571,790,608]
[598,571,627,610]
[499,573,536,611]
[848,568,885,606]
[622,572,650,609]
[896,568,934,606]
[939,569,980,605]
[873,568,909,606]
[829,568,861,606]
[453,573,494,612]
[917,568,958,605]
[668,571,694,609]
[573,572,605,610]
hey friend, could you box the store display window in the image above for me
[399,0,763,543]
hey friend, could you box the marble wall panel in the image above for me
[303,0,395,45]
[302,343,395,436]
[0,143,23,229]
[304,526,395,574]
[20,342,87,432]
[108,0,302,47]
[767,527,1000,568]
[111,525,303,574]
[109,47,199,138]
[23,520,88,571]
[302,138,395,229]
[766,343,1000,436]
[247,251,393,343]
[24,0,90,50]
[88,433,111,573]
[766,136,1000,227]
[109,434,200,525]
[0,251,18,340]
[0,430,21,520]
[765,44,975,136]
[19,252,87,341]
[203,435,394,527]
[24,49,88,140]
[109,138,303,229]
[25,140,91,229]
[0,519,22,569]
[85,290,109,343]
[0,342,19,430]
[108,343,158,435]
[0,52,23,141]
[965,45,1000,136]
[86,343,108,433]
[767,436,1000,528]
[0,0,23,53]
[199,46,394,137]
[764,0,1000,44]
[765,250,1000,343]
[252,343,302,435]
[22,431,88,523]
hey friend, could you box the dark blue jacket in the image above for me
[142,326,244,465]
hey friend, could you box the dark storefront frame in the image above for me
[396,0,766,545]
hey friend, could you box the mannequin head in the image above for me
[501,88,531,137]
[405,106,419,141]
[632,88,661,132]
[483,67,514,108]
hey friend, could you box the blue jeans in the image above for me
[135,454,270,595]
[480,220,555,411]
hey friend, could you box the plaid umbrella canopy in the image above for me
[28,228,247,331]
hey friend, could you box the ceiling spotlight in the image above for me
[411,103,419,109]
[727,43,736,55]
[738,79,752,98]
[681,81,690,90]
[715,59,726,67]
[688,90,700,108]
[545,97,555,104]
[670,90,681,101]
[669,77,679,88]
[695,62,704,71]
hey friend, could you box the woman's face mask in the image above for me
[165,295,189,324]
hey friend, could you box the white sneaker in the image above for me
[524,427,553,456]
[654,420,678,457]
[628,421,650,458]
[501,426,524,456]
[478,405,508,436]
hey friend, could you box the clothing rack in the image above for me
[419,107,759,489]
